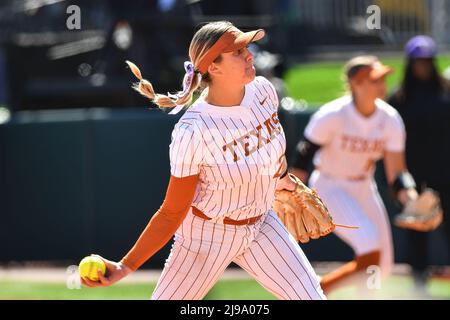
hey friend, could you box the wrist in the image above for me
[118,261,134,275]
[397,188,418,206]
[391,171,416,195]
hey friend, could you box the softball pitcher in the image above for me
[291,56,419,294]
[81,21,325,300]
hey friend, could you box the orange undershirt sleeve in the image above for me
[120,174,199,271]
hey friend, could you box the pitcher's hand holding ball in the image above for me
[79,255,132,288]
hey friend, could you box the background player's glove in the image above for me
[273,173,335,243]
[394,188,443,232]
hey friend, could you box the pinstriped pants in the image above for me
[151,209,326,300]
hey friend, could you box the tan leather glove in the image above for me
[273,173,336,243]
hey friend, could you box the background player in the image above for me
[290,55,419,295]
[80,21,326,300]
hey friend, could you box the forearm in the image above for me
[120,205,190,271]
[290,168,309,184]
[384,151,418,204]
[384,151,407,185]
[120,174,199,271]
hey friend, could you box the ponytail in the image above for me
[125,60,201,109]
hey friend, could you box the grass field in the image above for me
[1,276,449,300]
[284,55,450,105]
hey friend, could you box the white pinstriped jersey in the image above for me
[169,76,286,221]
[304,96,405,180]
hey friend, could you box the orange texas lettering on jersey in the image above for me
[340,134,385,153]
[222,111,281,162]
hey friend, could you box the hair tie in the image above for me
[168,61,195,101]
[168,61,197,115]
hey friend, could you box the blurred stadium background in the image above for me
[0,0,449,299]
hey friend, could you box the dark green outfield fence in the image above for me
[0,108,447,268]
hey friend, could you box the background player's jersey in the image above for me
[169,76,286,221]
[304,96,405,180]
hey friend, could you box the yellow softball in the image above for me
[78,256,106,281]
